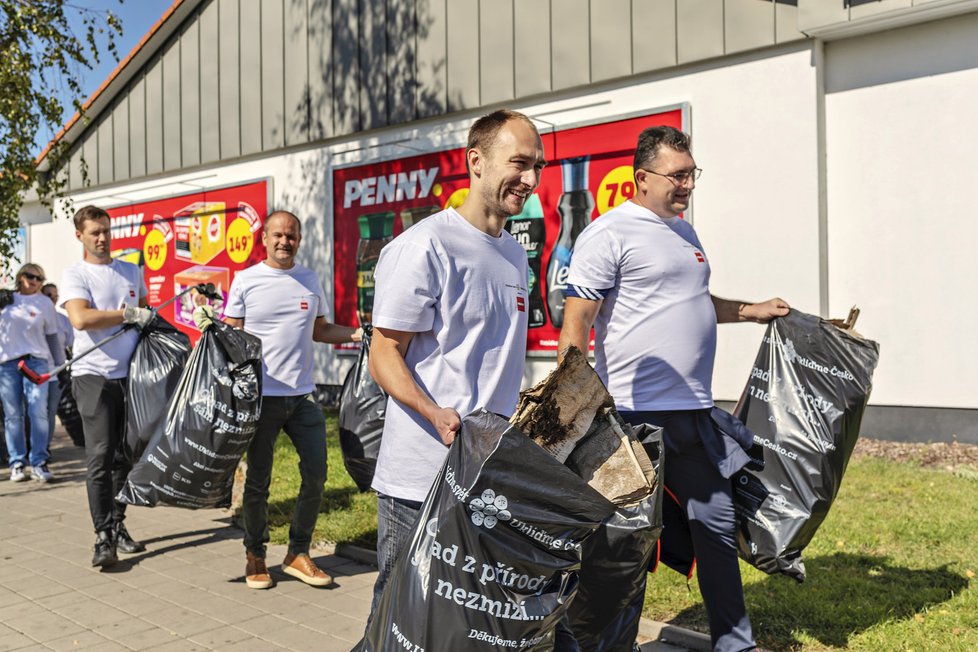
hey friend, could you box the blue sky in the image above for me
[33,1,172,157]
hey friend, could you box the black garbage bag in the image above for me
[732,309,879,582]
[357,409,617,652]
[565,424,664,652]
[117,320,262,509]
[124,315,191,463]
[338,327,385,492]
[56,370,85,447]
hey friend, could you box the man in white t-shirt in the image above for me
[558,126,789,652]
[364,109,545,613]
[61,205,153,568]
[214,210,360,591]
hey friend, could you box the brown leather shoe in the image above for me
[245,551,273,589]
[282,552,334,587]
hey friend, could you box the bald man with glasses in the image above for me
[557,125,788,652]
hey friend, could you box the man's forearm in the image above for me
[368,344,439,424]
[65,304,125,331]
[711,295,790,324]
[711,295,751,324]
[557,297,601,363]
[313,321,357,344]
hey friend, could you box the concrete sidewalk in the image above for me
[0,429,700,651]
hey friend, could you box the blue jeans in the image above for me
[0,357,50,468]
[242,394,328,557]
[370,493,423,615]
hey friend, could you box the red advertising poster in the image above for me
[332,108,683,354]
[105,180,269,343]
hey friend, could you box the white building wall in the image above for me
[26,43,820,397]
[824,12,978,409]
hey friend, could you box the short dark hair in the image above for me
[264,210,301,234]
[633,126,692,171]
[73,205,110,231]
[466,109,537,172]
[41,283,57,294]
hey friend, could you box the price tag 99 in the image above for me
[143,230,167,271]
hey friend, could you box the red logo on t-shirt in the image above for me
[516,296,526,312]
[129,289,136,298]
[300,300,309,310]
[694,251,705,263]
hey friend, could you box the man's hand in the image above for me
[429,407,462,446]
[351,327,364,343]
[193,304,215,331]
[742,297,790,323]
[121,304,153,328]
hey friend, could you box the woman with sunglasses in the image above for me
[0,263,64,483]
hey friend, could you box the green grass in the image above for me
[269,415,978,651]
[643,458,978,651]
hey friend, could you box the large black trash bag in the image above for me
[566,424,664,652]
[124,315,191,463]
[117,320,262,509]
[338,326,385,491]
[56,370,85,447]
[732,309,879,582]
[356,410,617,652]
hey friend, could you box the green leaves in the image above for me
[0,0,123,271]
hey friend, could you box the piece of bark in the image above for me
[510,346,614,463]
[566,409,656,506]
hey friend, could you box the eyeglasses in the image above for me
[22,273,44,282]
[643,167,702,185]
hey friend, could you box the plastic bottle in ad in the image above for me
[547,157,595,328]
[356,212,395,326]
[505,194,547,328]
[399,205,440,231]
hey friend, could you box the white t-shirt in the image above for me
[370,208,529,502]
[224,262,328,397]
[60,259,147,379]
[55,312,75,354]
[566,200,717,411]
[0,293,59,364]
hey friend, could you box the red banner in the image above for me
[105,180,269,343]
[332,109,683,353]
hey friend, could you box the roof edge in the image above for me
[36,0,197,171]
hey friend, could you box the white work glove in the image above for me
[122,304,153,329]
[193,304,215,332]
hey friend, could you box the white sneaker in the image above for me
[32,464,54,483]
[10,465,27,482]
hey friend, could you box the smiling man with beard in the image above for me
[364,109,547,614]
[213,211,361,591]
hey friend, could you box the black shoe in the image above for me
[114,524,146,554]
[92,531,118,567]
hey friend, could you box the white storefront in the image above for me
[19,6,978,442]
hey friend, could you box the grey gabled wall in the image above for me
[62,0,805,190]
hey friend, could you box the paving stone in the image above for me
[0,631,41,652]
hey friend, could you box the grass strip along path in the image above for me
[266,413,978,651]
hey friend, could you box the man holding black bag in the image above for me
[61,205,152,568]
[198,210,361,591]
[364,109,545,616]
[558,126,788,652]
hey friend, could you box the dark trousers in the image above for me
[242,394,327,557]
[73,375,130,534]
[622,410,755,652]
